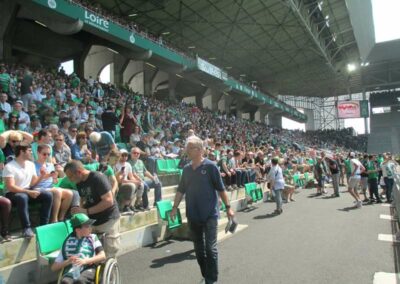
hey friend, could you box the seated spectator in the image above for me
[217,150,236,191]
[0,196,11,242]
[0,130,34,163]
[51,213,106,284]
[0,93,12,117]
[13,100,30,131]
[25,115,42,134]
[129,147,162,210]
[35,144,74,222]
[31,129,54,161]
[110,149,144,214]
[3,143,53,238]
[71,132,93,164]
[7,111,20,130]
[53,133,72,169]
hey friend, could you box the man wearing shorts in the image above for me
[348,152,365,208]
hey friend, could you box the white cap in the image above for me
[120,149,128,154]
[349,152,355,157]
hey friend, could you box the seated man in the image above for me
[51,213,106,284]
[105,149,143,214]
[129,147,162,210]
[3,143,53,238]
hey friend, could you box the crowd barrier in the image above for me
[392,166,400,240]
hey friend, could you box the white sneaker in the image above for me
[356,201,362,208]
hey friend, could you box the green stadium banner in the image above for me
[360,100,369,118]
[32,0,195,68]
[224,78,307,122]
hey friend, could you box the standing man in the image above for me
[89,131,116,162]
[367,155,382,204]
[326,156,340,197]
[348,152,364,208]
[267,157,285,214]
[170,136,234,284]
[64,160,120,258]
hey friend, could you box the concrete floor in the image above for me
[118,187,397,284]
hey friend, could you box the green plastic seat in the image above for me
[245,182,258,202]
[156,159,168,174]
[35,222,70,264]
[166,159,179,174]
[174,159,181,168]
[156,200,182,230]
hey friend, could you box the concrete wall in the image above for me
[368,111,400,153]
[84,45,114,80]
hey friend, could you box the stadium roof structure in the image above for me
[93,0,361,98]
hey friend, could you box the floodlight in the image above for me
[347,63,356,72]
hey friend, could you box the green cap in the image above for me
[70,213,96,228]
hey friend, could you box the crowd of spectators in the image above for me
[0,61,372,241]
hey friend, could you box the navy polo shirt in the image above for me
[177,158,225,223]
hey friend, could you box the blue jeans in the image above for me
[384,177,394,202]
[142,179,162,208]
[273,189,283,210]
[235,170,246,187]
[6,189,53,228]
[146,157,157,175]
[190,218,218,284]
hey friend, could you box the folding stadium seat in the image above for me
[156,200,182,230]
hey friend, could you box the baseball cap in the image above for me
[349,152,355,158]
[120,148,128,154]
[70,213,96,228]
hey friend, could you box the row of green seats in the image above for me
[156,159,181,175]
[244,182,263,202]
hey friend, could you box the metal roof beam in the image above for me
[286,0,336,73]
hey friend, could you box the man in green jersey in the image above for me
[366,155,382,203]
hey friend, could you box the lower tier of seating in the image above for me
[0,181,255,284]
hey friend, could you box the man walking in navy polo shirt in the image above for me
[170,136,234,284]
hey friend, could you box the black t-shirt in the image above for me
[76,172,120,226]
[101,111,119,132]
[328,160,339,174]
[20,74,33,95]
[2,143,15,163]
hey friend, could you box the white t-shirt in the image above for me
[114,161,133,180]
[267,165,285,190]
[350,158,362,177]
[3,160,36,192]
[381,161,395,178]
